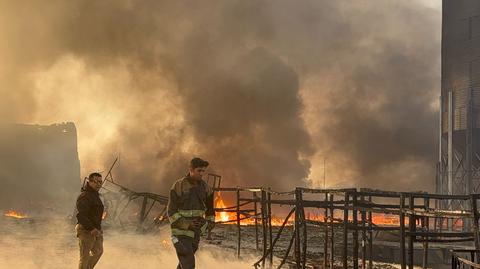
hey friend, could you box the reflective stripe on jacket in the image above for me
[167,176,215,237]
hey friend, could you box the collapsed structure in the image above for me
[98,168,480,268]
[99,158,169,231]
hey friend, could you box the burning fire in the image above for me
[4,210,28,219]
[214,195,424,227]
[215,193,294,226]
[102,211,107,220]
[372,214,400,226]
[215,194,231,223]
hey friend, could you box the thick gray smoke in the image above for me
[0,0,440,198]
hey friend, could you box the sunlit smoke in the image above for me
[0,0,440,197]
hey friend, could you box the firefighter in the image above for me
[168,157,215,269]
[75,172,105,269]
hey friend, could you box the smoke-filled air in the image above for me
[1,0,440,195]
[0,1,445,269]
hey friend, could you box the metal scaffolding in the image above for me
[214,186,480,269]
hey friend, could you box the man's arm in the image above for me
[167,187,190,230]
[205,190,215,223]
[203,181,215,230]
[76,195,94,231]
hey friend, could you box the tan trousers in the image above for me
[76,224,103,269]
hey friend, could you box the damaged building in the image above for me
[0,122,81,212]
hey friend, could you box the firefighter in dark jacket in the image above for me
[75,172,104,269]
[168,158,215,269]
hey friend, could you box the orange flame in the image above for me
[102,211,107,220]
[271,216,293,226]
[214,195,430,228]
[372,214,400,226]
[4,210,28,219]
[215,194,231,223]
[215,193,293,226]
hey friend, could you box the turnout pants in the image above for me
[75,224,104,269]
[173,234,200,269]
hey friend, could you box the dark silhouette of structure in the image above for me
[0,122,80,211]
[437,1,480,228]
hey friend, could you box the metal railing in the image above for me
[212,187,480,269]
[451,249,480,269]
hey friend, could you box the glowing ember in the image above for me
[306,212,326,222]
[271,215,293,226]
[4,210,28,219]
[102,211,107,220]
[372,214,399,226]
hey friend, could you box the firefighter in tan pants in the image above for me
[168,158,215,269]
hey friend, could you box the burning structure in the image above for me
[0,122,80,212]
[0,0,456,269]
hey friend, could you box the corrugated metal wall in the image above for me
[442,1,480,132]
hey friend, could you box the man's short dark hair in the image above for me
[88,172,102,180]
[190,157,209,169]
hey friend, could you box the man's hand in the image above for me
[188,219,203,231]
[90,228,102,237]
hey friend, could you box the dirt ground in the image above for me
[0,217,430,269]
[0,217,255,269]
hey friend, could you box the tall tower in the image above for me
[438,1,480,213]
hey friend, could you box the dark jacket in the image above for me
[76,184,104,231]
[167,176,214,235]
